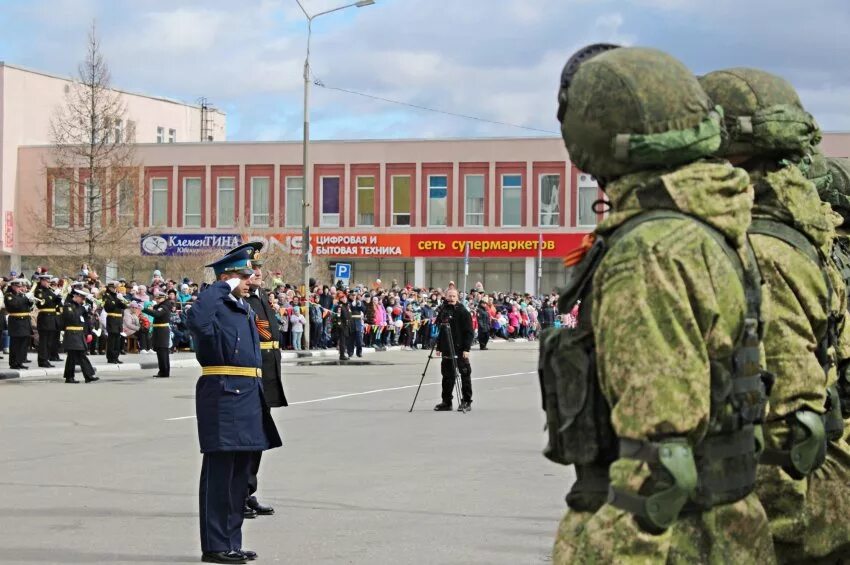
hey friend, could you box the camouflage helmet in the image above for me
[698,68,820,159]
[823,157,850,221]
[558,46,723,183]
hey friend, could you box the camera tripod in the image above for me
[409,320,467,413]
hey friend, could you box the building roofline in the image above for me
[0,60,225,115]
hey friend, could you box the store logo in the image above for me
[141,235,168,255]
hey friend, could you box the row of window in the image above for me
[156,127,177,144]
[52,171,601,229]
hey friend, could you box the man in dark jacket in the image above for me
[476,300,491,351]
[5,279,33,370]
[103,281,125,364]
[241,243,287,520]
[62,288,98,383]
[186,247,282,565]
[34,274,59,367]
[347,291,365,358]
[434,288,474,412]
[143,291,172,378]
[334,292,352,361]
[48,277,63,362]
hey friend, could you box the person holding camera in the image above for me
[434,288,474,412]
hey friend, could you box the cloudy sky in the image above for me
[1,0,848,141]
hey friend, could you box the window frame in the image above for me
[216,176,236,228]
[390,175,411,227]
[463,173,485,227]
[149,177,169,226]
[117,179,135,225]
[156,126,164,144]
[500,173,522,227]
[183,177,202,228]
[577,173,599,228]
[285,176,304,228]
[168,128,176,143]
[427,174,448,228]
[250,176,271,228]
[356,175,376,227]
[52,178,71,228]
[538,173,560,228]
[320,175,341,227]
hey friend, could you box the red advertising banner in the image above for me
[243,232,587,258]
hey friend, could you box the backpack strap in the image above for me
[749,218,820,265]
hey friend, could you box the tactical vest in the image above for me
[749,218,845,451]
[539,209,771,519]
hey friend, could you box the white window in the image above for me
[117,179,135,225]
[156,127,165,144]
[150,178,168,225]
[183,177,202,228]
[113,118,123,144]
[321,176,340,227]
[168,128,176,143]
[391,176,411,227]
[285,177,303,228]
[577,173,599,227]
[501,174,522,227]
[540,174,560,227]
[217,177,235,228]
[52,178,71,228]
[428,175,448,227]
[251,177,270,227]
[126,120,136,142]
[356,176,375,226]
[83,180,99,227]
[464,174,485,227]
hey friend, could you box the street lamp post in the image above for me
[295,0,375,350]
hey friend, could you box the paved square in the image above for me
[0,343,571,564]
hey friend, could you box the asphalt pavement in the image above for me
[0,342,572,564]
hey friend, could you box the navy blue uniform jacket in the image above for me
[186,281,282,453]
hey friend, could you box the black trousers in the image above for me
[200,451,253,553]
[64,350,94,380]
[50,331,61,360]
[155,347,170,377]
[106,332,121,362]
[478,330,489,350]
[38,330,55,363]
[338,333,349,358]
[9,336,29,367]
[247,451,262,500]
[440,356,472,404]
[347,330,363,357]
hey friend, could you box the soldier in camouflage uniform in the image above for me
[551,46,774,564]
[700,69,850,563]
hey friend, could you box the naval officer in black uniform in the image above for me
[62,288,98,383]
[103,281,126,364]
[143,290,172,378]
[34,274,59,368]
[186,247,282,564]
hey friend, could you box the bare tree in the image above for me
[30,22,139,274]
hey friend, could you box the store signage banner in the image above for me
[140,233,242,256]
[410,233,586,258]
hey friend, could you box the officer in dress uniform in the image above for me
[347,290,365,358]
[5,278,33,370]
[186,247,282,565]
[103,281,125,364]
[48,277,63,362]
[234,242,288,519]
[143,290,172,378]
[34,274,59,368]
[334,292,352,361]
[62,288,98,383]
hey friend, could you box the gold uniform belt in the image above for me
[9,312,31,317]
[65,326,84,331]
[107,313,123,317]
[153,323,170,328]
[38,309,57,314]
[201,366,262,378]
[260,341,279,350]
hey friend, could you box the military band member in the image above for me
[186,246,282,565]
[239,242,287,519]
[143,290,172,378]
[5,278,33,370]
[62,288,98,384]
[48,277,63,362]
[103,281,125,364]
[34,274,58,368]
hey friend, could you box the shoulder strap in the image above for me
[749,218,821,265]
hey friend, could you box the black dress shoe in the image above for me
[339,356,349,361]
[153,374,170,378]
[434,402,452,411]
[65,379,79,384]
[247,496,274,515]
[38,363,55,368]
[201,551,247,564]
[238,550,257,561]
[85,376,100,383]
[243,504,257,519]
[458,401,472,412]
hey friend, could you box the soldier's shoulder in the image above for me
[604,216,717,267]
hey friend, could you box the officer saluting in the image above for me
[34,274,59,368]
[143,290,172,378]
[237,242,287,519]
[186,246,282,565]
[103,281,125,364]
[62,288,98,383]
[5,278,33,370]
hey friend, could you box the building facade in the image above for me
[0,61,226,268]
[15,133,850,293]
